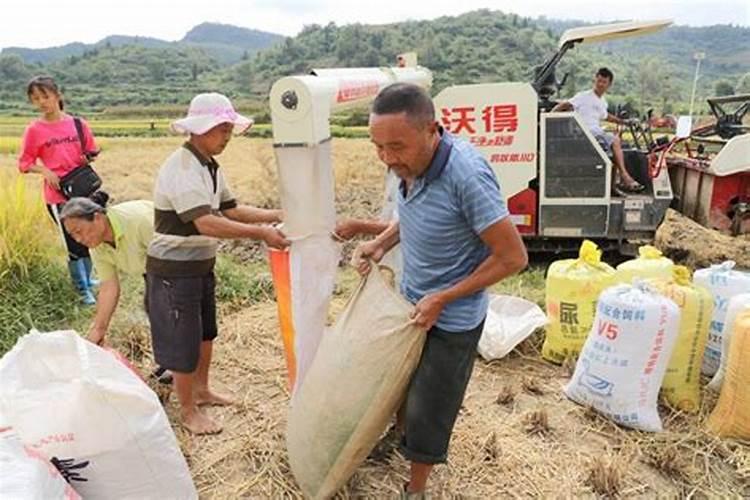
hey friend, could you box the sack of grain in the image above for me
[543,240,616,364]
[707,293,750,391]
[0,331,197,500]
[649,266,712,412]
[615,245,674,284]
[564,282,680,432]
[693,261,750,375]
[706,309,750,439]
[286,265,426,499]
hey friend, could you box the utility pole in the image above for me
[689,52,705,119]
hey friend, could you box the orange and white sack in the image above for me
[0,429,81,500]
[693,261,750,376]
[564,283,680,432]
[707,293,750,391]
[287,266,426,499]
[268,235,340,396]
[706,309,750,439]
[648,266,713,412]
[615,245,674,284]
[0,330,197,500]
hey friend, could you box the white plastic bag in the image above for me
[478,294,548,361]
[708,293,750,391]
[564,283,680,432]
[0,331,197,500]
[693,261,750,375]
[0,430,81,500]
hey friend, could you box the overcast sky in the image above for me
[2,0,748,49]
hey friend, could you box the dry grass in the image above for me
[2,138,749,497]
[495,385,516,406]
[585,452,625,497]
[109,287,749,498]
[523,409,551,435]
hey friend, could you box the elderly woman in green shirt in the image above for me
[60,197,154,346]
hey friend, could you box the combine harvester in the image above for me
[266,19,748,258]
[434,19,749,253]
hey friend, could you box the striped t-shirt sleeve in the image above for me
[458,164,509,235]
[170,170,213,223]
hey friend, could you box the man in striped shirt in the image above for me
[146,93,289,435]
[354,83,528,497]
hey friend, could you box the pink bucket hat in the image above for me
[171,92,253,135]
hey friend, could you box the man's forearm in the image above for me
[374,220,400,252]
[223,205,282,224]
[357,219,391,236]
[194,213,269,240]
[552,101,572,112]
[90,279,120,333]
[439,254,525,304]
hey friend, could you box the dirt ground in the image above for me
[4,137,749,497]
[119,286,748,499]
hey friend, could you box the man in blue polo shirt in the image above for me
[354,83,528,497]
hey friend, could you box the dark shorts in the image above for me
[145,272,217,374]
[400,319,484,464]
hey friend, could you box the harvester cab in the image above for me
[434,19,674,254]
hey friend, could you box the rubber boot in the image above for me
[81,256,99,288]
[68,260,96,306]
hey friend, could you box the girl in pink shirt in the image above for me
[17,76,100,305]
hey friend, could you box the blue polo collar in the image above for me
[424,129,453,183]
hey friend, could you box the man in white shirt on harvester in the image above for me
[553,67,645,194]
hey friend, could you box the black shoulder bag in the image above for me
[59,118,102,199]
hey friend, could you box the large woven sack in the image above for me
[693,261,750,375]
[564,283,680,432]
[543,240,616,363]
[0,430,81,500]
[708,293,750,391]
[0,331,197,500]
[615,245,674,284]
[287,266,426,499]
[649,266,713,412]
[706,309,750,439]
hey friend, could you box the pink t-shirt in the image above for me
[17,115,98,205]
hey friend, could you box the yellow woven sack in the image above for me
[542,240,616,364]
[616,245,674,284]
[706,309,750,439]
[649,266,713,412]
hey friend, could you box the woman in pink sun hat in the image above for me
[146,92,289,435]
[170,92,254,135]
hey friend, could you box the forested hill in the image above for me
[1,23,284,65]
[0,11,747,115]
